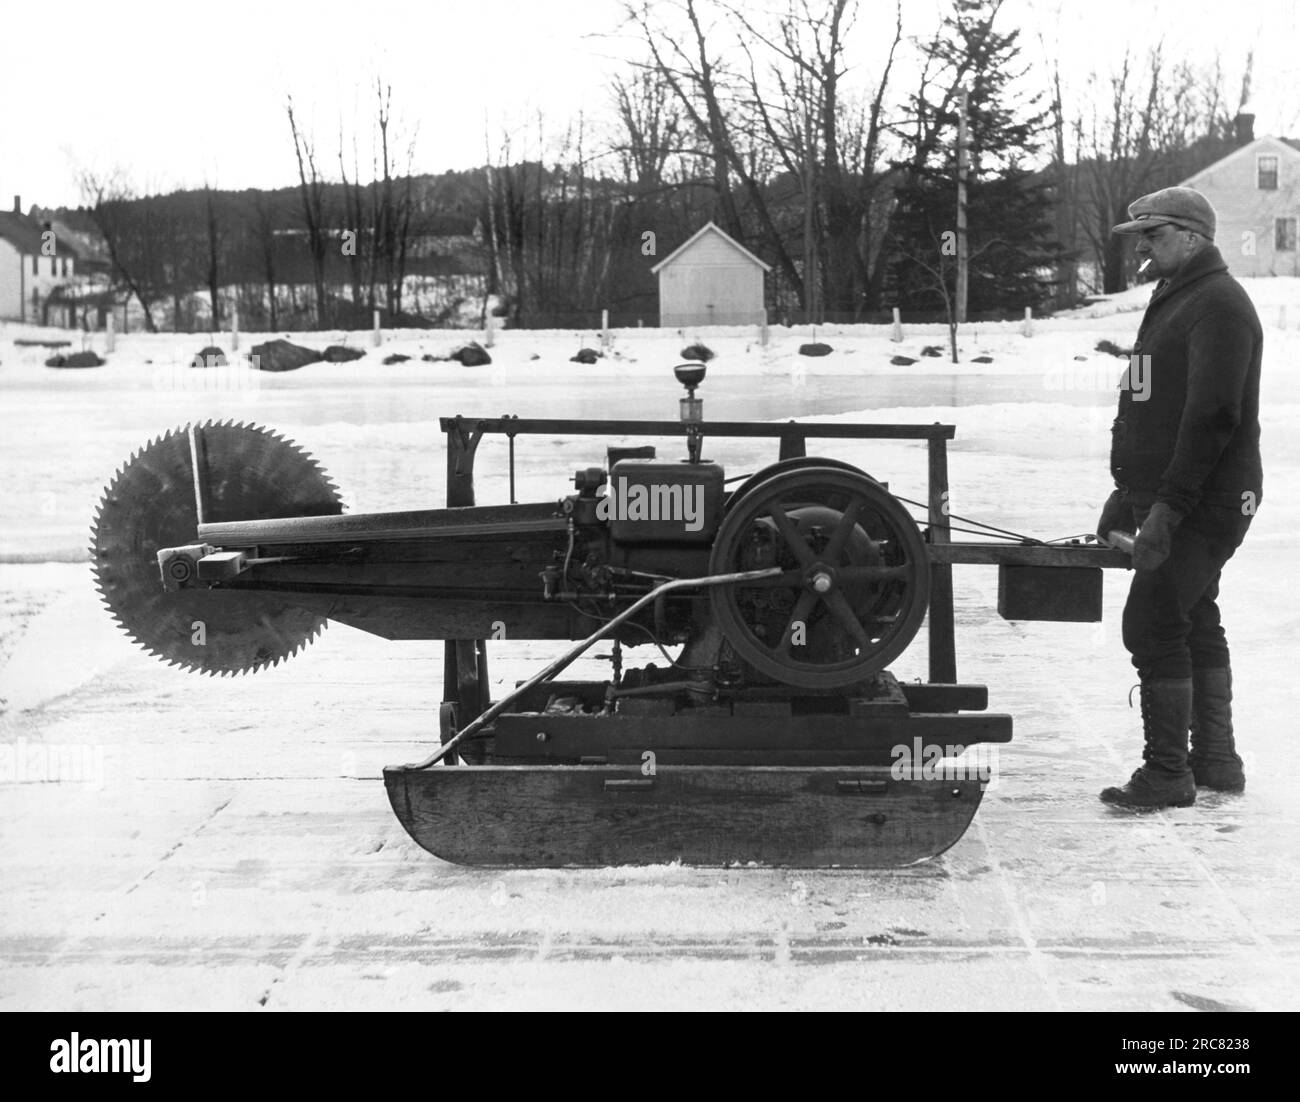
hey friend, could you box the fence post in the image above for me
[105,311,115,354]
[231,300,239,352]
[373,308,382,348]
[601,308,610,350]
[1022,306,1032,337]
[891,307,903,342]
[760,322,769,348]
[484,311,496,348]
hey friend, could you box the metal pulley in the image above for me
[708,464,931,689]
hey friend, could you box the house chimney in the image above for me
[1234,112,1255,146]
[12,195,19,214]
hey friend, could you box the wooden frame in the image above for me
[437,413,1126,709]
[375,415,1132,867]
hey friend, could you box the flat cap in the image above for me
[1112,186,1216,239]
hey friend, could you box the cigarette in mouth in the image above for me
[1139,258,1152,274]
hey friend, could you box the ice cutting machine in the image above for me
[92,364,1130,866]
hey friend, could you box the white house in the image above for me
[651,221,770,327]
[0,196,79,322]
[1179,119,1300,277]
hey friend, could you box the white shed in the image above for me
[651,221,770,327]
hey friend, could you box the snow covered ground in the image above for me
[1,282,1298,1010]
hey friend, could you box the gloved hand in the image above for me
[1132,502,1182,571]
[1096,489,1135,545]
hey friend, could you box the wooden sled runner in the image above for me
[386,666,1008,867]
[385,765,988,869]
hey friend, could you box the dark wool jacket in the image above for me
[1110,245,1263,515]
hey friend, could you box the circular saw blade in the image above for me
[90,421,344,676]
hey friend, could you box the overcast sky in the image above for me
[2,0,1296,210]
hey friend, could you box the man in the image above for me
[1095,186,1262,809]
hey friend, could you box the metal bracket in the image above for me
[156,544,215,591]
[197,550,249,582]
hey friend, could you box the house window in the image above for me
[1277,217,1298,252]
[32,254,38,276]
[1258,155,1279,189]
[61,257,68,277]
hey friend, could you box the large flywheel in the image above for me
[708,465,930,689]
[90,421,344,676]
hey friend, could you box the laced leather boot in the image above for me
[1190,666,1245,791]
[1100,677,1196,809]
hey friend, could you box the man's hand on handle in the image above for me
[1096,489,1134,544]
[1131,502,1183,571]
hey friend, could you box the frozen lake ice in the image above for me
[2,300,1298,1010]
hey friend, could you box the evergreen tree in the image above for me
[886,0,1064,316]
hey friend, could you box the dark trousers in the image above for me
[1122,503,1252,680]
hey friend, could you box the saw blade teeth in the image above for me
[96,422,339,677]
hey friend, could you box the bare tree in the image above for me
[729,0,903,319]
[624,0,804,303]
[1070,46,1248,295]
[203,184,222,329]
[330,79,425,323]
[901,230,1013,362]
[161,208,188,330]
[389,127,420,319]
[730,1,829,318]
[1043,51,1082,308]
[338,122,370,313]
[286,96,331,327]
[624,0,912,318]
[250,191,280,330]
[479,111,625,326]
[77,168,161,332]
[610,68,683,194]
